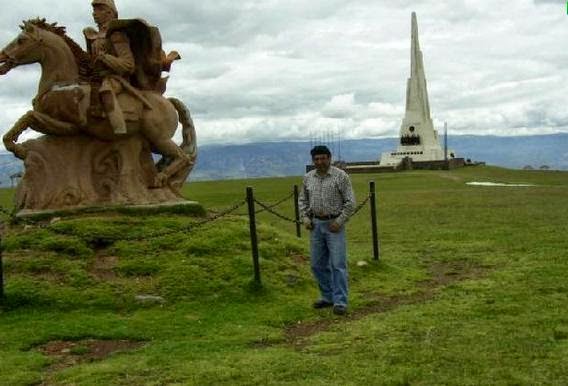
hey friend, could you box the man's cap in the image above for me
[310,145,331,157]
[92,0,118,15]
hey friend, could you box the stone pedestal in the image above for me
[15,134,186,211]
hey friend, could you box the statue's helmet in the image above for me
[91,0,118,16]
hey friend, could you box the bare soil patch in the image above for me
[284,260,491,348]
[290,254,308,265]
[36,339,145,384]
[89,253,118,280]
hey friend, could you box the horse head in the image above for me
[0,18,86,99]
[0,21,46,75]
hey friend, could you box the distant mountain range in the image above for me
[0,133,566,185]
[189,133,568,180]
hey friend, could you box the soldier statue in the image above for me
[84,0,133,133]
[83,0,180,134]
[0,0,197,211]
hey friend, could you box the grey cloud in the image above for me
[0,0,567,147]
[125,0,347,47]
[0,68,39,100]
[191,64,232,80]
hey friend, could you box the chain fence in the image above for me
[113,199,249,241]
[352,194,371,216]
[253,191,294,214]
[249,182,381,278]
[1,186,373,240]
[1,181,381,295]
[253,198,300,224]
[253,192,371,224]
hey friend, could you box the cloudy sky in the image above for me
[0,0,567,146]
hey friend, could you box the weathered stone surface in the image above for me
[0,12,196,214]
[15,135,184,210]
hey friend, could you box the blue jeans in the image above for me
[310,219,348,306]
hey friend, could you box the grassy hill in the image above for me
[0,166,567,385]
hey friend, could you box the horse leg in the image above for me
[3,111,34,159]
[3,110,81,160]
[27,110,80,136]
[149,139,192,188]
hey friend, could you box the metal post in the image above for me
[293,185,301,238]
[246,187,261,284]
[444,121,448,162]
[444,121,449,170]
[0,232,4,301]
[369,181,380,261]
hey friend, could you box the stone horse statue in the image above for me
[0,19,197,210]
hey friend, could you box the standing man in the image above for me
[299,146,356,315]
[84,0,135,134]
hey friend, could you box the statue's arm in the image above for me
[99,31,135,76]
[83,27,97,56]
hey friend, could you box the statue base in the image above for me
[14,200,205,222]
[15,134,189,211]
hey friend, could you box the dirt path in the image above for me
[284,260,490,349]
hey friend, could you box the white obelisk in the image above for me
[380,12,451,166]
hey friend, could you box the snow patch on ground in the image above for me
[466,182,536,187]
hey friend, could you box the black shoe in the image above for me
[312,299,333,309]
[333,304,347,315]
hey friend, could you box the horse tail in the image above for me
[168,97,197,165]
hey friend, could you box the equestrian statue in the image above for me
[0,0,197,211]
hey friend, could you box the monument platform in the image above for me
[306,158,466,175]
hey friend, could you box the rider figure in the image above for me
[84,0,133,134]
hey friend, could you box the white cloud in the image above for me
[322,94,356,118]
[0,0,566,148]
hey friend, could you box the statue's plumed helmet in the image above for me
[91,0,118,16]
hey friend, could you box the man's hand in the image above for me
[303,218,313,231]
[94,53,105,63]
[93,54,109,69]
[328,221,341,233]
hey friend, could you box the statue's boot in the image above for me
[107,108,127,135]
[102,91,127,134]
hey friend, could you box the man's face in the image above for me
[92,4,115,27]
[313,154,331,173]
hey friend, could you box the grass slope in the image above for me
[0,166,567,385]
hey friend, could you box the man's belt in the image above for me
[313,214,339,220]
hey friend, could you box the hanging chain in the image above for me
[1,187,371,242]
[253,192,370,225]
[113,199,249,241]
[253,198,301,224]
[254,191,294,214]
[352,194,371,216]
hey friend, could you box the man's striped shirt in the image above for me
[299,166,356,226]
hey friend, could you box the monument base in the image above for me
[306,158,466,174]
[379,145,454,167]
[15,134,189,212]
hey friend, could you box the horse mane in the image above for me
[23,18,91,80]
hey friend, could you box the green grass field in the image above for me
[0,166,567,385]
